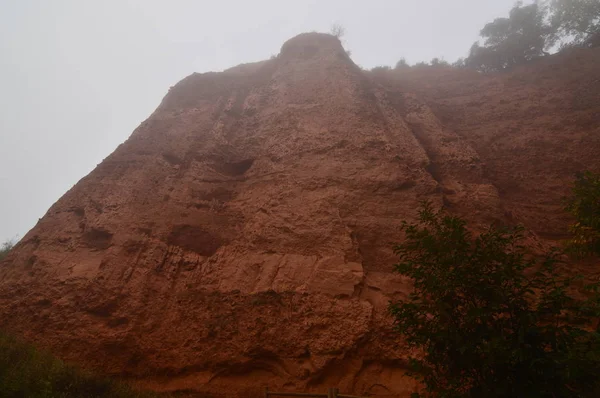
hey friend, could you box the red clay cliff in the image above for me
[0,33,599,397]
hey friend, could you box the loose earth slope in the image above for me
[1,33,599,397]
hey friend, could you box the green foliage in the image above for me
[0,240,14,261]
[395,58,410,69]
[389,202,600,397]
[0,332,160,398]
[451,58,466,68]
[430,58,449,67]
[566,171,600,256]
[547,0,600,48]
[466,3,550,72]
[464,1,599,72]
[371,65,391,72]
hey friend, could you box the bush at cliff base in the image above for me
[0,333,159,398]
[390,202,600,398]
[566,171,600,257]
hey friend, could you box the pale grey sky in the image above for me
[0,0,520,243]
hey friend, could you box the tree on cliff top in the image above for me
[547,0,600,48]
[330,23,345,39]
[465,0,599,73]
[466,3,550,72]
[390,202,600,397]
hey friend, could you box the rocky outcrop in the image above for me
[1,34,599,397]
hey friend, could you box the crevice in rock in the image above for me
[405,121,443,186]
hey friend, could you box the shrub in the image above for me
[371,65,391,72]
[430,58,449,67]
[0,240,14,261]
[452,58,466,68]
[566,171,600,256]
[395,58,410,69]
[413,61,429,68]
[0,332,161,397]
[389,202,600,397]
[330,23,345,39]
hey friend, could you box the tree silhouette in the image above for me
[547,0,600,48]
[466,3,550,72]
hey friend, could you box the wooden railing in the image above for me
[264,387,367,398]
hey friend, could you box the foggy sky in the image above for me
[0,0,520,243]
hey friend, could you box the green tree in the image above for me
[566,171,600,256]
[466,3,551,72]
[395,58,410,69]
[389,202,600,397]
[430,58,449,67]
[547,0,600,48]
[452,58,466,68]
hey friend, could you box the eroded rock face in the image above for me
[1,34,599,397]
